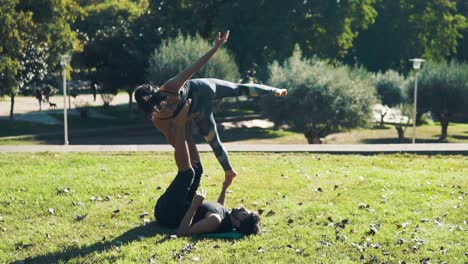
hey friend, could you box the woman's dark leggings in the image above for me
[190,78,281,172]
[154,162,203,228]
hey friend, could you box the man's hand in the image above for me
[173,99,191,127]
[214,30,230,48]
[192,189,206,207]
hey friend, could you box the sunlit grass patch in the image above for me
[0,153,466,263]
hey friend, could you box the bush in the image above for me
[100,85,118,107]
[407,60,468,139]
[262,45,377,143]
[375,70,404,107]
[374,70,405,126]
[147,33,240,85]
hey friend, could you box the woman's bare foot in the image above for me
[274,89,288,96]
[225,169,237,184]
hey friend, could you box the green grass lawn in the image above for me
[0,153,466,263]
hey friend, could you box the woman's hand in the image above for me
[192,189,206,207]
[214,30,230,48]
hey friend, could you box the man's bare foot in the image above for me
[225,169,237,184]
[274,89,288,96]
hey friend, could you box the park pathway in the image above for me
[1,143,467,154]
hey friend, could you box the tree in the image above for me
[374,70,404,126]
[348,0,467,72]
[18,0,82,71]
[262,46,377,144]
[408,61,468,140]
[0,0,34,119]
[74,0,146,109]
[147,33,240,85]
[216,0,377,79]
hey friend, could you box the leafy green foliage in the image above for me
[375,70,405,108]
[349,0,467,72]
[74,0,146,89]
[262,46,377,142]
[408,61,468,138]
[0,0,34,97]
[147,33,240,85]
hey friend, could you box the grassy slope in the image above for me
[0,153,466,263]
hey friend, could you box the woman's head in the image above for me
[231,206,260,235]
[134,84,168,113]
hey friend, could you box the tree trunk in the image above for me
[440,114,449,140]
[304,128,324,144]
[395,125,404,140]
[9,92,15,120]
[380,111,387,127]
[128,90,134,119]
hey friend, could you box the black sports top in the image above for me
[192,201,233,233]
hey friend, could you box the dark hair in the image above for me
[236,212,260,235]
[134,84,167,113]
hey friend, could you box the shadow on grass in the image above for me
[218,127,283,143]
[360,137,446,144]
[19,126,283,145]
[452,134,468,140]
[15,222,174,264]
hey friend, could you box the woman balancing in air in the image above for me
[135,31,287,184]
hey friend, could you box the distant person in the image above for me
[91,82,98,101]
[134,31,287,185]
[154,99,260,236]
[35,89,43,111]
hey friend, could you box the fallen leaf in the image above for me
[46,234,51,239]
[191,256,200,262]
[396,238,406,245]
[48,208,55,215]
[75,214,88,221]
[140,212,149,218]
[265,210,275,217]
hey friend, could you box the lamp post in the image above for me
[60,54,71,145]
[409,58,425,144]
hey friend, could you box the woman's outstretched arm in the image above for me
[160,31,230,93]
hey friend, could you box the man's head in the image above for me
[230,206,260,235]
[134,84,168,113]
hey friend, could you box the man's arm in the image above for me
[160,31,230,93]
[177,189,223,236]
